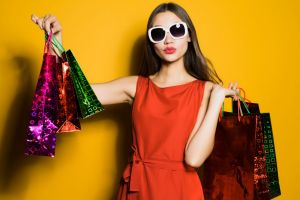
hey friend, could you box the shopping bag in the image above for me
[51,35,105,119]
[62,50,105,118]
[232,88,260,114]
[25,32,58,157]
[232,91,281,199]
[260,113,281,198]
[203,95,269,199]
[56,57,81,133]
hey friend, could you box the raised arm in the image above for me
[31,14,138,106]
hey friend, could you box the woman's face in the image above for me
[151,11,191,63]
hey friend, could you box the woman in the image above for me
[32,2,239,199]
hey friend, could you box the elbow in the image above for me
[184,146,215,168]
[184,155,203,168]
[185,160,201,169]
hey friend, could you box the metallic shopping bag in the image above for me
[260,113,281,199]
[49,34,105,119]
[25,33,58,157]
[203,96,270,200]
[233,98,281,199]
[56,58,81,133]
[62,50,105,119]
[203,113,255,199]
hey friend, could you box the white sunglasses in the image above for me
[148,22,188,43]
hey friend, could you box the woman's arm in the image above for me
[31,14,138,105]
[91,76,138,105]
[184,82,238,168]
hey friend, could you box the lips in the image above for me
[164,47,176,54]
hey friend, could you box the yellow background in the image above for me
[0,0,299,199]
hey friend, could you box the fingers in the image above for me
[31,14,38,23]
[31,14,43,30]
[51,21,62,34]
[228,82,238,90]
[44,15,55,34]
[228,82,239,100]
[31,14,61,34]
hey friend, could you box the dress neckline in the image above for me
[148,76,198,89]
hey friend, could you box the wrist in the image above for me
[56,32,62,44]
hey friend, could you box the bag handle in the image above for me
[218,87,250,122]
[236,87,252,103]
[43,31,53,55]
[44,33,65,56]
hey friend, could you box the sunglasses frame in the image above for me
[148,21,188,43]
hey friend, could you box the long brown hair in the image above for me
[138,2,223,85]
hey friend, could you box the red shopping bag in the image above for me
[232,89,281,199]
[203,93,269,199]
[50,35,105,119]
[55,57,81,133]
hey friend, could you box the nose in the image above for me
[164,31,173,44]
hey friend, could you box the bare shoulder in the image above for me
[203,80,214,89]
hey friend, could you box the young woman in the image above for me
[32,2,239,200]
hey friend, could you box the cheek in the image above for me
[153,44,163,55]
[177,41,189,55]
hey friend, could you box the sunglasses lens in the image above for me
[150,28,165,42]
[170,23,186,38]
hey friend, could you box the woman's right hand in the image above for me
[31,14,63,45]
[211,82,239,101]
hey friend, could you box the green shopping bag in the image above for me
[49,34,105,118]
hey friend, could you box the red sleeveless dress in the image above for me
[116,75,206,200]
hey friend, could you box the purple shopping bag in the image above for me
[24,32,59,157]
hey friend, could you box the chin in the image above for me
[161,55,183,63]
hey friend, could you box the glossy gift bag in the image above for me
[232,91,281,199]
[63,50,105,118]
[203,95,270,199]
[260,113,281,198]
[56,57,81,133]
[51,36,105,119]
[25,32,58,157]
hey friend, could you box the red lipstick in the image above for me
[164,47,176,54]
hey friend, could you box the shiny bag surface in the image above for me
[24,32,58,157]
[56,58,81,133]
[62,50,105,118]
[50,36,104,119]
[203,95,270,200]
[203,112,256,199]
[260,113,281,198]
[232,97,281,199]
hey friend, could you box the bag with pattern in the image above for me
[203,92,270,199]
[51,36,105,119]
[25,32,58,157]
[55,57,81,133]
[232,89,281,199]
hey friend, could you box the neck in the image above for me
[155,58,190,83]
